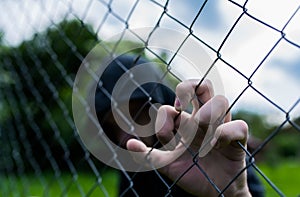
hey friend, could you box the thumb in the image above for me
[127,138,148,152]
[126,139,186,170]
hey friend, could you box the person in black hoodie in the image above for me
[95,55,264,197]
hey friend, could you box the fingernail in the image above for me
[174,97,181,111]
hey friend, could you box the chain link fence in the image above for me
[0,0,299,196]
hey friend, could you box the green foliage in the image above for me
[0,99,10,125]
[104,39,145,56]
[0,18,178,172]
[0,19,98,171]
[263,125,300,165]
[0,30,4,45]
[233,111,300,164]
[233,110,274,138]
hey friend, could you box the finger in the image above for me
[175,79,214,112]
[194,79,215,104]
[211,120,249,149]
[193,95,229,157]
[194,95,229,125]
[155,105,180,150]
[126,139,157,167]
[127,138,148,152]
[224,110,232,123]
[126,138,185,170]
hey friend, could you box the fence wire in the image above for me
[0,0,299,197]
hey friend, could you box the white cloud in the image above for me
[246,0,299,29]
[0,0,70,45]
[0,0,299,119]
[214,0,300,118]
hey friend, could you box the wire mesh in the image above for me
[0,0,299,197]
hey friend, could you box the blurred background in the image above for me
[0,0,299,196]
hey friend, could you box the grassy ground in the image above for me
[0,170,119,197]
[258,160,300,197]
[1,160,299,197]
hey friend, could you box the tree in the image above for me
[0,20,99,171]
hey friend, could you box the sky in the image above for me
[0,0,299,124]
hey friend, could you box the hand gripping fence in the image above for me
[0,0,299,197]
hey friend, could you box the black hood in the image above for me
[95,55,175,122]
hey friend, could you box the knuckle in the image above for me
[203,79,213,90]
[175,81,186,93]
[237,120,249,136]
[214,95,229,109]
[156,129,168,139]
[157,104,170,112]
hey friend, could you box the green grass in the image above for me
[0,170,119,197]
[258,160,300,197]
[1,161,300,197]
